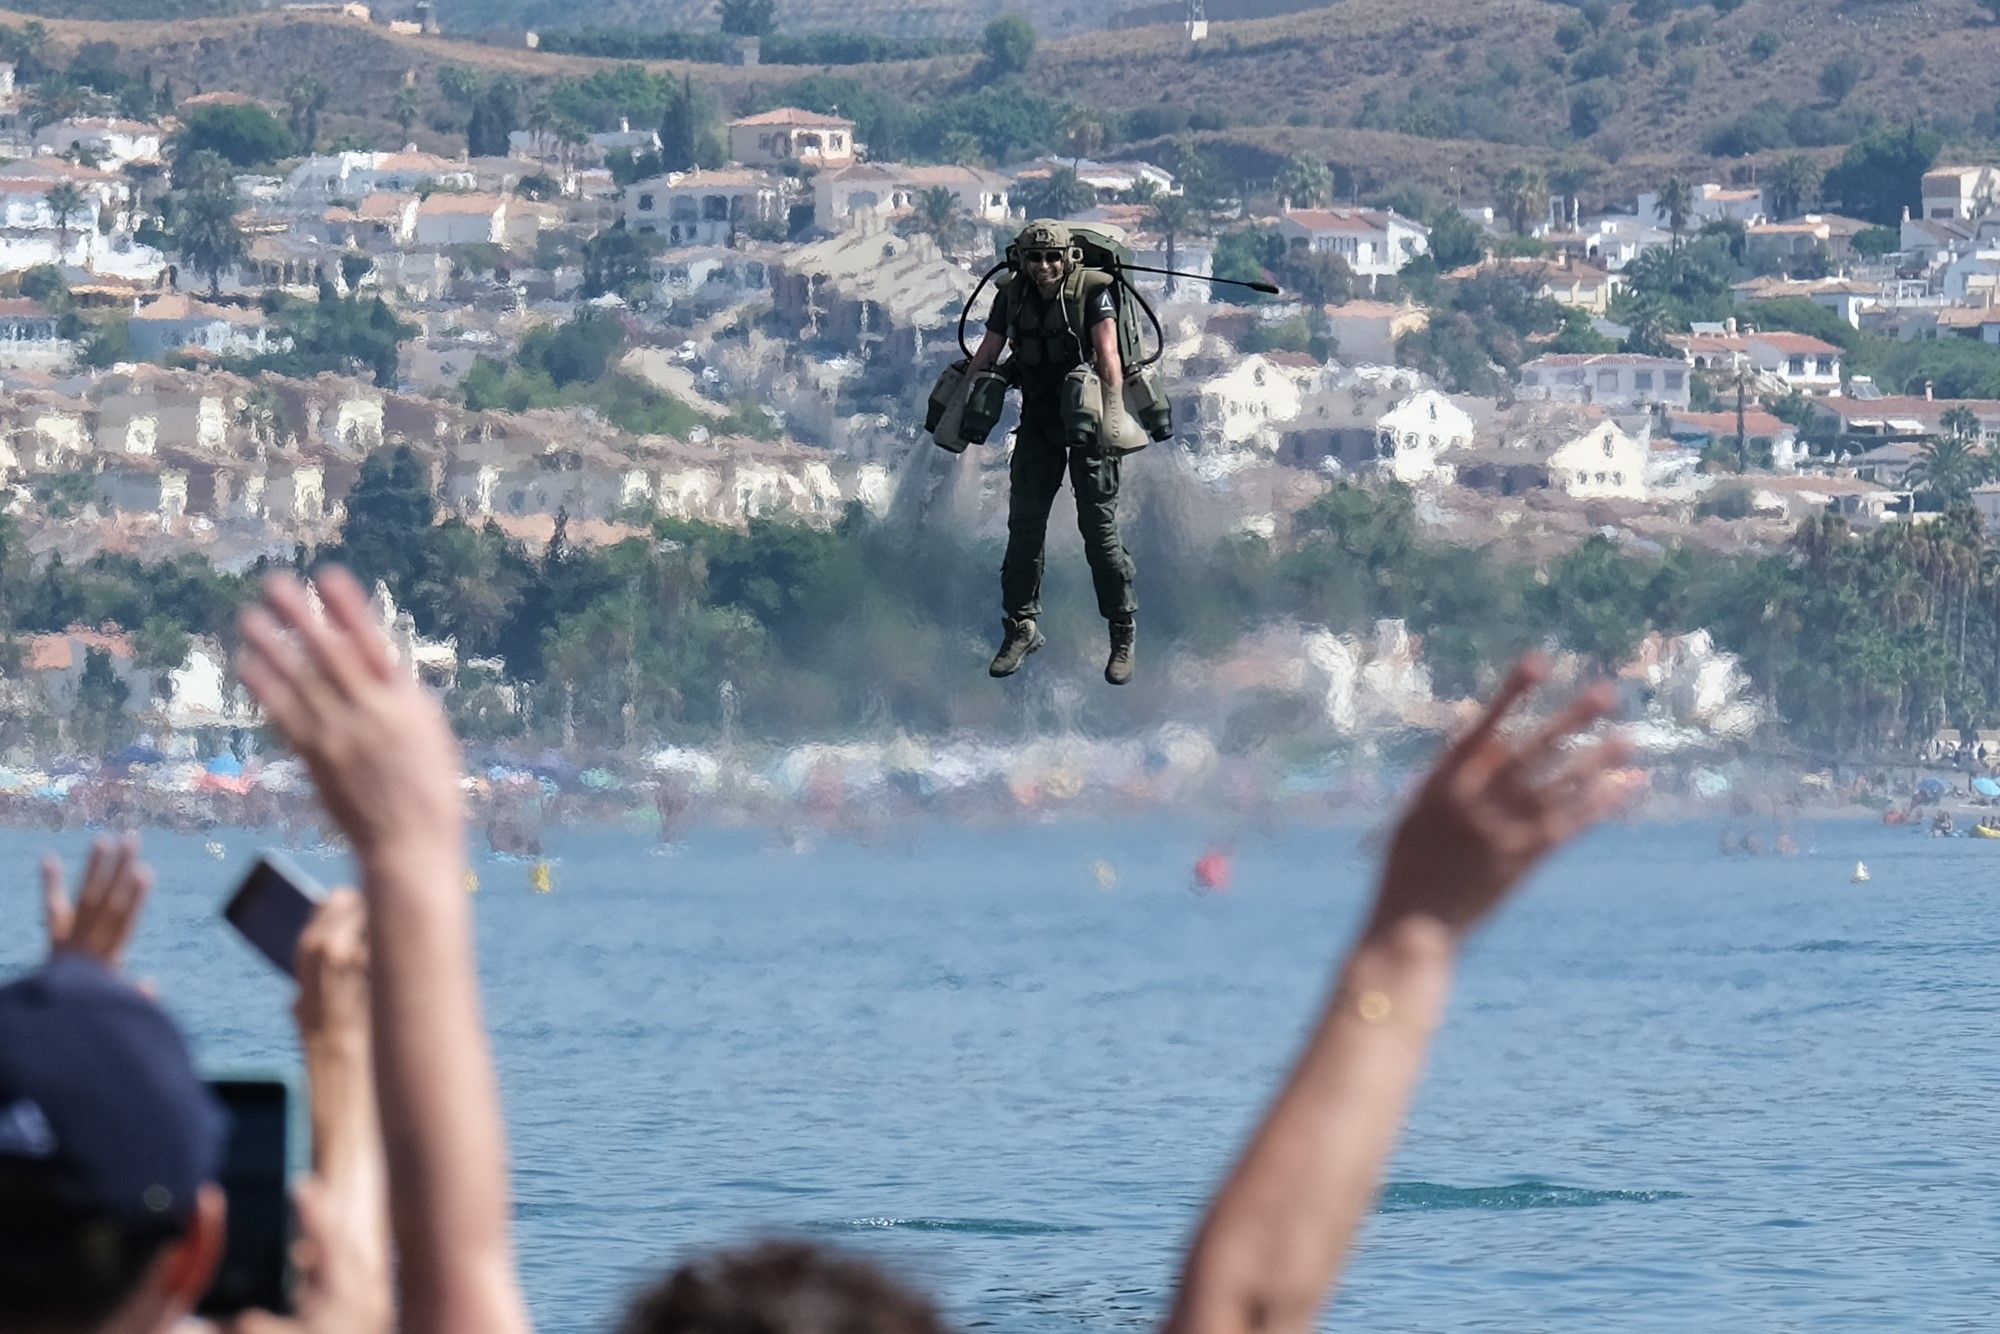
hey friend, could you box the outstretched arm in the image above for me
[236,568,529,1334]
[1164,658,1631,1334]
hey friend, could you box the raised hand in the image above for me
[1372,655,1631,940]
[1166,658,1639,1334]
[41,832,153,970]
[234,568,463,857]
[293,888,370,1056]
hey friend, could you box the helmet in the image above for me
[1014,218,1082,268]
[1017,218,1071,251]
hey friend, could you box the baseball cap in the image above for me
[0,955,226,1234]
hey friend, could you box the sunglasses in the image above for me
[1023,250,1066,265]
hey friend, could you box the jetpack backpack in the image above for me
[930,221,1171,453]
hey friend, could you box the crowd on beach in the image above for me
[0,564,1634,1333]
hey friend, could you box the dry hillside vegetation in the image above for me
[7,0,2000,195]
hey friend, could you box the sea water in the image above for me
[3,819,1998,1331]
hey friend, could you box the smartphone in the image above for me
[196,1077,293,1317]
[222,855,322,977]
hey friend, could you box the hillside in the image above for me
[0,0,1324,38]
[7,0,2000,201]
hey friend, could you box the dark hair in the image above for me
[0,1163,174,1333]
[618,1240,952,1334]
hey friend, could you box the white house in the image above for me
[1732,275,1879,328]
[33,117,161,167]
[1675,327,1844,395]
[812,162,1012,234]
[726,108,856,171]
[1940,249,2000,303]
[1665,407,1804,472]
[652,247,770,312]
[284,150,477,201]
[1578,213,1675,271]
[1189,353,1314,452]
[1018,156,1176,197]
[1636,182,1767,229]
[1275,207,1429,278]
[1548,419,1648,501]
[590,119,661,158]
[1921,165,2000,222]
[0,297,73,371]
[0,176,101,237]
[1280,380,1472,486]
[1318,300,1430,366]
[625,168,785,246]
[413,192,509,247]
[127,292,288,360]
[1517,353,1691,411]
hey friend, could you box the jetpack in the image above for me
[925,220,1280,455]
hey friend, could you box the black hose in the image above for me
[1112,270,1166,369]
[957,261,1012,359]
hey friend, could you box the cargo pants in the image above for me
[999,385,1137,624]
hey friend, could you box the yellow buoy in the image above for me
[530,861,553,894]
[464,869,480,894]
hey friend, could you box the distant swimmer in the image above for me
[1192,846,1232,894]
[1091,859,1117,891]
[1851,860,1871,884]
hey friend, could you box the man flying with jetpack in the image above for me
[965,219,1139,684]
[929,217,1276,686]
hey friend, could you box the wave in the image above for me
[1378,1180,1685,1213]
[806,1216,1097,1236]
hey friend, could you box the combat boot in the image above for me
[989,616,1045,678]
[1105,616,1136,686]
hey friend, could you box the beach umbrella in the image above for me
[1973,777,2000,798]
[1917,776,1950,798]
[204,753,245,777]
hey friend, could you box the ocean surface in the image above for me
[4,818,1999,1330]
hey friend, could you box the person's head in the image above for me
[1016,219,1075,297]
[618,1240,951,1334]
[0,957,228,1334]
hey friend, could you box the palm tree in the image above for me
[1276,155,1335,209]
[1547,157,1596,231]
[1020,164,1095,220]
[1062,115,1104,170]
[908,184,964,253]
[45,181,84,257]
[1123,176,1161,207]
[285,78,328,154]
[1767,154,1823,221]
[1942,404,1982,446]
[392,86,420,139]
[1496,165,1547,237]
[1790,511,1851,573]
[1656,175,1695,249]
[174,182,245,297]
[1146,192,1197,297]
[1906,432,1991,505]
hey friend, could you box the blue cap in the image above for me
[0,956,226,1231]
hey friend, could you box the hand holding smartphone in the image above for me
[196,1076,294,1317]
[223,855,323,976]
